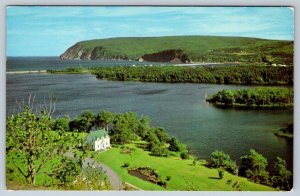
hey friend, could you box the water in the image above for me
[6,56,170,71]
[6,57,293,172]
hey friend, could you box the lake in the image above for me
[6,57,293,171]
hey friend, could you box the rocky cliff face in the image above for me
[60,44,128,60]
[141,49,190,63]
[60,43,190,63]
[60,44,89,60]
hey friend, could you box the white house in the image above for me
[86,129,110,151]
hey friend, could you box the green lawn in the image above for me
[94,145,276,191]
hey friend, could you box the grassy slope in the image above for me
[94,145,275,191]
[76,36,293,62]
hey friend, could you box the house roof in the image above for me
[88,129,109,142]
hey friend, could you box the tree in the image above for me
[51,116,71,132]
[95,110,114,131]
[239,149,269,184]
[137,115,151,139]
[153,127,170,143]
[6,107,83,186]
[69,110,95,132]
[209,150,238,175]
[110,113,137,144]
[271,157,292,190]
[168,137,183,152]
[180,152,189,159]
[146,131,161,151]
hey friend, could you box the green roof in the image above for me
[88,129,108,142]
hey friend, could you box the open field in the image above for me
[94,145,276,191]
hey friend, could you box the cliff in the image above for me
[60,36,293,65]
[141,49,190,63]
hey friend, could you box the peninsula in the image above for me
[60,36,293,65]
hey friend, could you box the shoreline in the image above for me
[207,102,294,109]
[6,70,48,74]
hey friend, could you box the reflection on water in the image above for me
[6,73,293,171]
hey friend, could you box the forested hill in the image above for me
[60,36,293,65]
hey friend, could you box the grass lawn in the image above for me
[94,145,276,191]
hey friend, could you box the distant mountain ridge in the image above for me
[60,36,293,65]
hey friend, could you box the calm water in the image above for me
[6,57,293,171]
[6,56,170,71]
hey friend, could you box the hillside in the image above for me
[60,36,293,65]
[94,145,276,191]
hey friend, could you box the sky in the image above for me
[6,6,294,56]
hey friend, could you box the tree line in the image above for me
[206,87,293,108]
[208,150,292,190]
[68,65,296,85]
[6,107,188,189]
[54,110,188,158]
[7,106,292,190]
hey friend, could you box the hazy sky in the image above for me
[6,6,294,56]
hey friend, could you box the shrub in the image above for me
[157,180,167,188]
[271,157,292,190]
[193,159,197,166]
[151,147,169,157]
[122,162,130,168]
[166,176,172,181]
[218,169,224,179]
[209,150,237,175]
[240,149,269,185]
[180,152,189,159]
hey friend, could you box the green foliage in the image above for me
[69,110,96,132]
[6,107,84,187]
[168,137,186,153]
[218,169,225,179]
[239,149,270,185]
[122,163,130,168]
[95,147,275,191]
[137,115,151,139]
[48,67,88,74]
[110,112,139,144]
[94,110,114,131]
[209,151,238,175]
[70,167,111,190]
[180,152,189,160]
[146,131,161,151]
[275,123,293,138]
[151,146,169,157]
[166,176,171,181]
[152,127,171,143]
[64,36,293,65]
[207,87,293,108]
[89,65,293,85]
[192,159,197,166]
[51,116,71,132]
[271,157,292,190]
[67,110,185,158]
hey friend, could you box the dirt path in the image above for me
[83,157,123,190]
